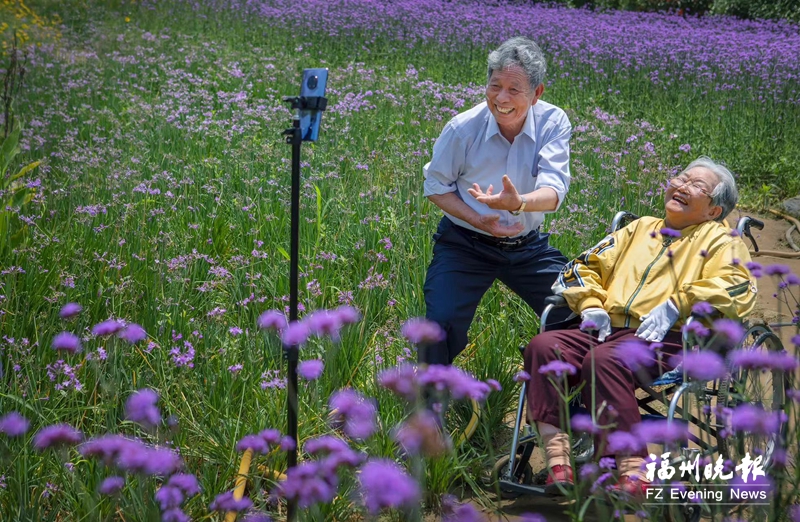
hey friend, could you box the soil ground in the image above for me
[465,212,800,522]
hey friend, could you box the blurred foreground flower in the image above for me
[358,459,420,515]
[93,319,124,337]
[125,388,161,430]
[729,404,785,436]
[329,389,377,440]
[401,317,445,344]
[98,476,125,495]
[257,310,287,331]
[119,323,147,344]
[33,424,83,450]
[538,360,577,379]
[298,359,324,380]
[210,491,252,512]
[59,302,82,319]
[393,410,451,457]
[52,332,82,353]
[729,349,799,371]
[0,411,30,437]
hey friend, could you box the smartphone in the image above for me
[299,68,328,142]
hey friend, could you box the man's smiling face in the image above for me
[485,65,541,139]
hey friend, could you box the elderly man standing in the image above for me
[422,37,572,366]
[525,156,757,496]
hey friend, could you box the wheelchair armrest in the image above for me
[544,295,568,308]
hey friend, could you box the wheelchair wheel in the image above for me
[446,398,481,446]
[717,326,788,468]
[492,454,534,499]
[665,501,703,522]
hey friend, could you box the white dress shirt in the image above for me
[423,100,571,237]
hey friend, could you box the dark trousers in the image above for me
[524,326,684,457]
[422,216,570,365]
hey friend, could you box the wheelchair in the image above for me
[493,212,792,521]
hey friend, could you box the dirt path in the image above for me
[471,212,800,522]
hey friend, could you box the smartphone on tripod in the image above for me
[299,68,328,142]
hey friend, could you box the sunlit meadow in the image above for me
[1,0,799,520]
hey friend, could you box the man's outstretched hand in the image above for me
[474,214,524,237]
[468,175,523,212]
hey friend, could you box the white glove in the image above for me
[636,300,680,342]
[580,307,612,343]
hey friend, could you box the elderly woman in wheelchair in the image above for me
[523,156,758,497]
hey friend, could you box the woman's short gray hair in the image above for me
[680,156,739,221]
[487,37,546,92]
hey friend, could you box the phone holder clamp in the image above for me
[282,95,328,111]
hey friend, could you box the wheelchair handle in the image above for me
[736,216,764,252]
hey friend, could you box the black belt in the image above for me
[454,224,540,249]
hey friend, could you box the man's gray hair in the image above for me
[680,156,739,221]
[487,37,546,92]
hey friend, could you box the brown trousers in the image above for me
[524,326,683,457]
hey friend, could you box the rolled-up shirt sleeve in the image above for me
[423,122,464,197]
[534,112,571,212]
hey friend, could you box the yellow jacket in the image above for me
[553,216,757,330]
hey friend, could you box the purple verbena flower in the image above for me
[118,323,147,344]
[764,264,791,276]
[377,363,418,401]
[98,476,125,495]
[334,305,361,324]
[257,310,287,331]
[161,508,190,522]
[614,340,654,371]
[513,370,531,382]
[393,410,450,457]
[0,411,30,437]
[538,360,577,379]
[92,319,124,336]
[729,404,784,436]
[606,430,645,454]
[298,359,324,381]
[125,389,161,430]
[280,436,296,451]
[166,473,201,497]
[417,365,492,401]
[305,310,343,340]
[712,319,746,346]
[329,389,377,440]
[580,319,597,331]
[236,434,270,454]
[691,302,714,316]
[681,351,727,381]
[401,318,445,344]
[632,419,689,445]
[274,461,337,508]
[358,459,420,515]
[570,414,599,434]
[682,321,710,337]
[281,321,310,347]
[33,424,83,450]
[209,491,253,513]
[59,302,82,319]
[52,332,82,353]
[155,485,184,510]
[660,227,681,238]
[729,349,799,372]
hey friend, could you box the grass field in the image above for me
[1,0,799,520]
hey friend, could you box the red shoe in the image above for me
[544,464,574,496]
[613,475,652,498]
